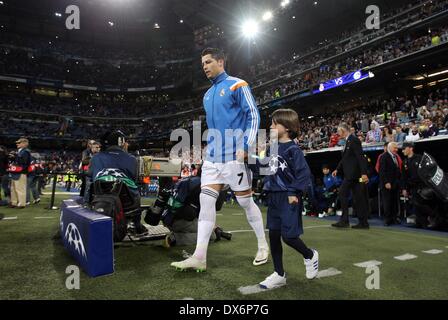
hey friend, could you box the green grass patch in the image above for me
[0,195,447,300]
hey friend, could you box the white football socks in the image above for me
[192,187,219,261]
[236,195,269,250]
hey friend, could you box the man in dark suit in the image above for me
[332,124,370,229]
[379,142,401,226]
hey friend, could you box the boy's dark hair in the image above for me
[201,48,226,62]
[322,164,330,170]
[271,109,300,139]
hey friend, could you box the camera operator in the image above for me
[89,130,148,236]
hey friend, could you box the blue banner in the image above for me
[60,198,114,277]
[313,70,374,94]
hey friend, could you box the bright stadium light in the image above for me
[281,0,290,8]
[262,11,273,21]
[241,20,259,39]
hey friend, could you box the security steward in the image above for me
[401,141,426,228]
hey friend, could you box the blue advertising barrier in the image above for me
[60,197,114,277]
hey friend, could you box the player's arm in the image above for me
[234,82,260,155]
[288,148,311,197]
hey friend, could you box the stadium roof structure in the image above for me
[0,0,415,50]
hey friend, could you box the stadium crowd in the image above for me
[296,87,448,151]
[249,0,448,84]
[0,92,199,118]
[255,24,448,104]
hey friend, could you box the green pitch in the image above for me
[0,194,447,300]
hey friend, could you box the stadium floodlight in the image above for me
[0,1,4,5]
[108,21,114,27]
[241,20,259,39]
[55,12,62,17]
[281,0,290,8]
[262,11,273,21]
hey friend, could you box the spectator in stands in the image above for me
[420,118,439,138]
[357,131,365,143]
[361,115,370,133]
[389,112,399,129]
[382,126,396,143]
[444,108,448,127]
[394,125,407,143]
[408,105,418,120]
[432,110,445,128]
[406,125,421,142]
[366,123,382,143]
[417,106,431,120]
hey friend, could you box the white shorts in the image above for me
[201,160,252,192]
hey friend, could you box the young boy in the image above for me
[259,109,319,289]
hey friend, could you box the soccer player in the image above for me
[171,48,269,272]
[259,109,319,289]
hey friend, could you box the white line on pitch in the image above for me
[42,192,78,195]
[353,260,382,268]
[34,217,56,219]
[317,268,342,278]
[229,225,331,234]
[232,213,243,216]
[422,249,443,255]
[238,285,275,295]
[239,267,341,295]
[2,217,18,221]
[394,254,418,261]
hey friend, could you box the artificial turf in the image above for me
[0,193,447,300]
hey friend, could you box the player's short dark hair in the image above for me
[322,164,331,170]
[271,109,300,139]
[201,48,226,62]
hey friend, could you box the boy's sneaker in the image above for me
[33,198,41,205]
[304,249,319,279]
[171,256,206,272]
[259,272,287,289]
[253,247,269,266]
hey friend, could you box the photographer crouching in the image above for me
[144,165,232,247]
